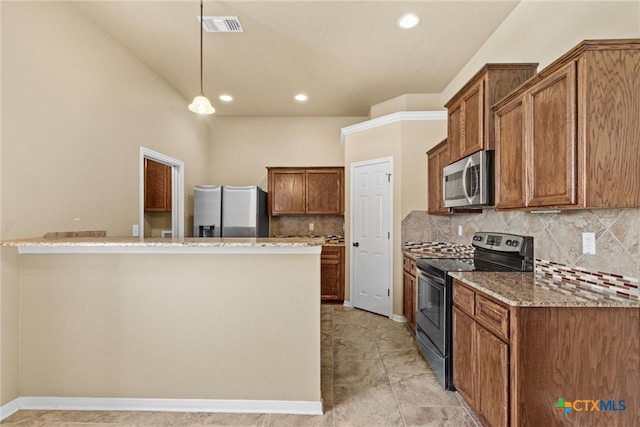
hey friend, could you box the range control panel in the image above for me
[472,232,533,253]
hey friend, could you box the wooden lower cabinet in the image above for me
[321,246,344,302]
[453,278,639,427]
[453,306,508,427]
[402,255,417,331]
[476,323,509,427]
[452,307,475,406]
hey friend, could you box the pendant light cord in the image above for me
[199,0,204,96]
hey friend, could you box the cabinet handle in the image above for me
[352,242,360,247]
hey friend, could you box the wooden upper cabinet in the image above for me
[447,103,463,162]
[144,159,172,212]
[526,62,577,207]
[306,169,343,214]
[427,139,449,215]
[494,96,527,209]
[494,39,640,210]
[267,167,344,215]
[461,79,484,158]
[269,169,306,215]
[445,63,538,164]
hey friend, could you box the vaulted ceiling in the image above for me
[71,1,520,117]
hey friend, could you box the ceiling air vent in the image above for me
[199,16,244,33]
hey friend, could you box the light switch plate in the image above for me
[132,224,139,237]
[582,232,596,254]
[458,225,463,236]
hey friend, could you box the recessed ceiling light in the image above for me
[294,93,308,102]
[397,13,420,29]
[219,94,233,102]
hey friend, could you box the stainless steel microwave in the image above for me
[443,150,493,208]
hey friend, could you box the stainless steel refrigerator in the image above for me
[193,185,269,237]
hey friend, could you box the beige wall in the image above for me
[207,117,364,189]
[1,2,209,240]
[441,0,640,103]
[19,252,320,402]
[0,2,209,407]
[0,248,20,406]
[344,118,446,315]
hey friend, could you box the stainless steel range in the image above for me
[415,232,533,390]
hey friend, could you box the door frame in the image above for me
[139,147,185,238]
[349,156,394,318]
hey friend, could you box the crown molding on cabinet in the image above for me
[340,111,447,144]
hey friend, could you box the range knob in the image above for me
[473,235,483,241]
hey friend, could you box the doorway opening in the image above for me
[139,147,184,238]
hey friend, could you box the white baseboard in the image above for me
[390,314,407,323]
[342,301,406,323]
[0,398,21,421]
[1,397,323,421]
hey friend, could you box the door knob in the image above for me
[353,242,359,247]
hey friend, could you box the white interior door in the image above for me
[350,158,392,317]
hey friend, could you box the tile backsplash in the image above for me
[402,208,640,280]
[270,215,344,237]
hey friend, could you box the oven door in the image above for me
[415,267,448,356]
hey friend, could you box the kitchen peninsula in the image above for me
[0,236,323,416]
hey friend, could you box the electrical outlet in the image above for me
[458,225,463,236]
[309,223,314,231]
[582,232,596,254]
[132,224,139,237]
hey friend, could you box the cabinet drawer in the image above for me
[454,283,475,316]
[403,256,417,275]
[475,295,509,341]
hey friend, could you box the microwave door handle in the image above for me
[462,157,473,204]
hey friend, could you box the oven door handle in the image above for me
[418,268,445,286]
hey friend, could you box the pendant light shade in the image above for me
[189,95,215,114]
[189,0,215,115]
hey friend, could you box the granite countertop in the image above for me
[273,234,345,246]
[450,271,640,308]
[0,236,325,248]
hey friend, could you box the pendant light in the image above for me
[188,0,215,114]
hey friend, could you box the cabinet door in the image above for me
[427,141,449,215]
[403,268,416,331]
[144,159,172,212]
[461,79,485,157]
[476,324,509,427]
[321,246,344,301]
[453,307,476,407]
[447,103,463,163]
[525,62,577,207]
[495,96,527,209]
[269,169,306,215]
[306,169,343,214]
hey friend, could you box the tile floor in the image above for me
[1,305,478,427]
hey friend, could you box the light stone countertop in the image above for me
[450,271,640,308]
[1,236,325,254]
